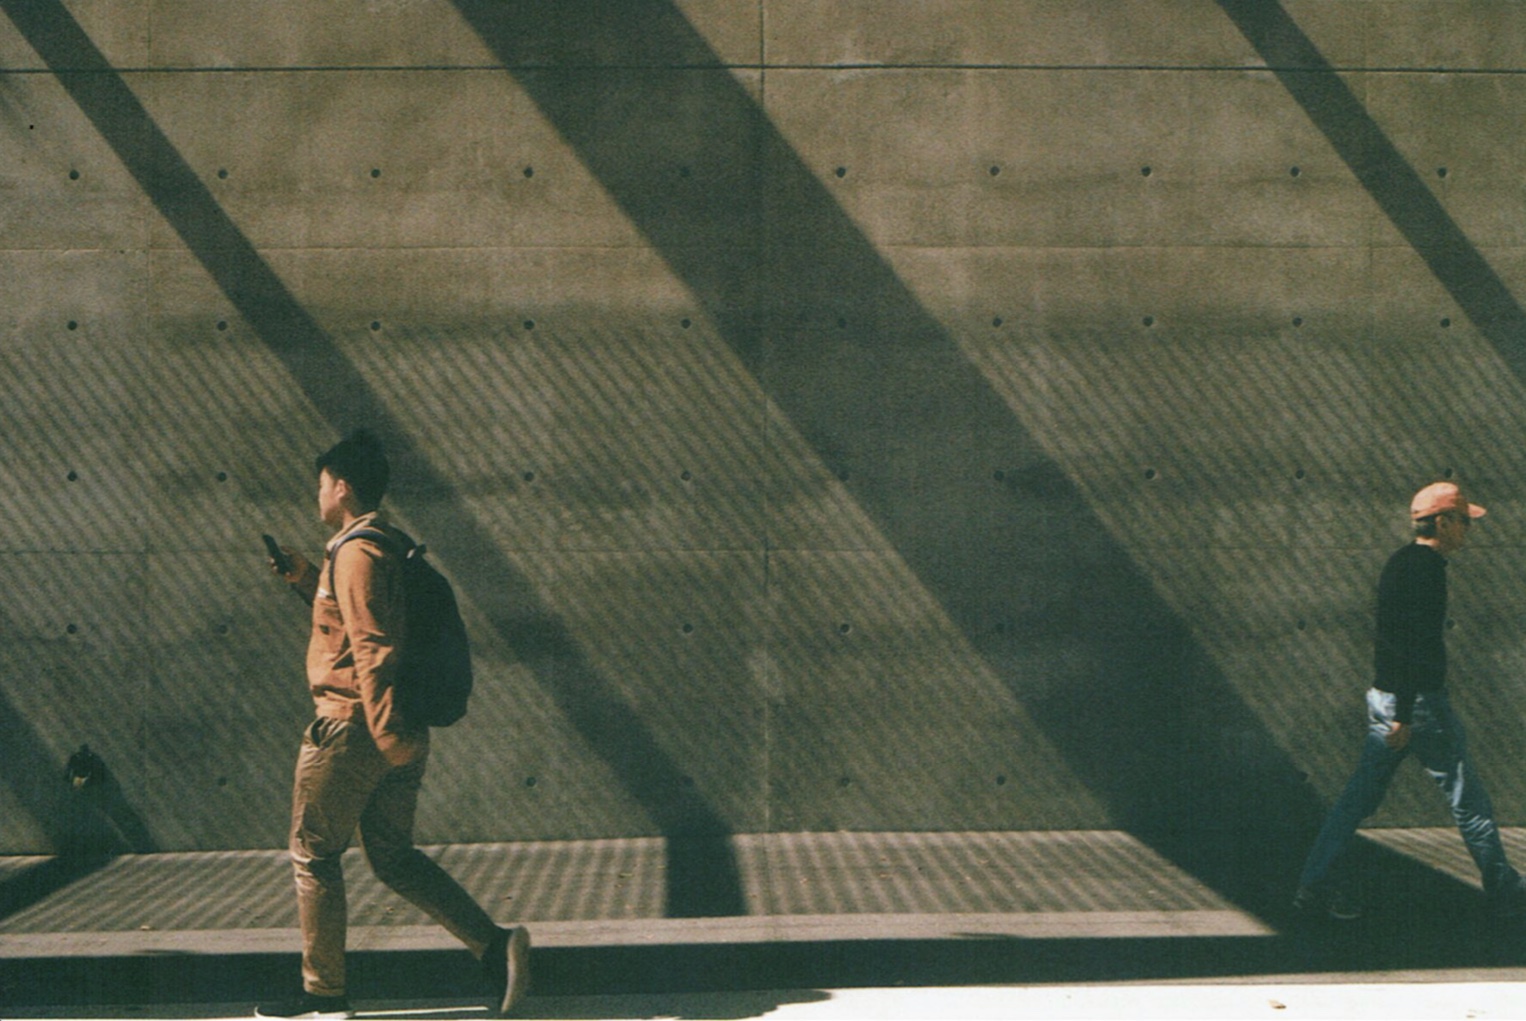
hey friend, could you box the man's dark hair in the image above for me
[1414,516,1439,539]
[316,429,389,510]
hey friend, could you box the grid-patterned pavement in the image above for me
[4,829,1526,1018]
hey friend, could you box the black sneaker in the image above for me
[255,992,354,1019]
[1327,889,1363,920]
[484,925,531,1016]
[1293,884,1362,920]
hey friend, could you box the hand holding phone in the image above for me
[263,534,294,576]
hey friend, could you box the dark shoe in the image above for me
[255,992,354,1019]
[1293,884,1361,920]
[1327,889,1363,920]
[484,925,531,1016]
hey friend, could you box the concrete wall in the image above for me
[4,0,1526,891]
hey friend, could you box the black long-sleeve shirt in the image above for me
[1373,542,1448,724]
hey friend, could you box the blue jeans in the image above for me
[1299,688,1520,902]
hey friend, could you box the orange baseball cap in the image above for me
[1410,481,1486,521]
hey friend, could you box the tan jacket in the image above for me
[299,512,422,764]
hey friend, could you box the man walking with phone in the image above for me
[258,430,528,1019]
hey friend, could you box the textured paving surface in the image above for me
[8,826,1521,946]
[1,830,1249,941]
[7,827,1526,1015]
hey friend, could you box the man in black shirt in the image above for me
[1294,482,1524,920]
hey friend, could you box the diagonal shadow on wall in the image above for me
[1,0,744,918]
[0,692,158,921]
[450,1,1334,915]
[1216,1,1526,373]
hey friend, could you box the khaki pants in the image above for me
[290,717,500,997]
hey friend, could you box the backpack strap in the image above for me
[325,525,413,598]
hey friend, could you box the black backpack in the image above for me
[329,526,473,727]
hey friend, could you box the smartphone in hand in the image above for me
[262,534,294,575]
